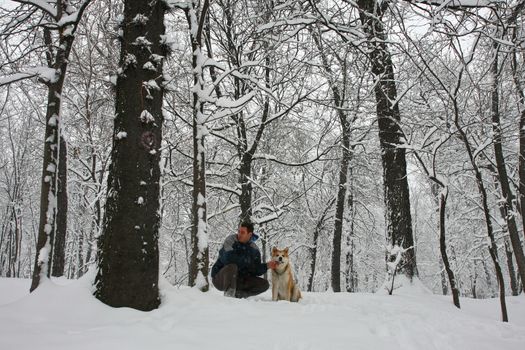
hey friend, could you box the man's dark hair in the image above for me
[240,220,254,233]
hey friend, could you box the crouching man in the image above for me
[211,221,278,298]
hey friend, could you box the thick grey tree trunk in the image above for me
[94,0,165,310]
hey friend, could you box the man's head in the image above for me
[237,220,254,243]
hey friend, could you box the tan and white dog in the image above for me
[271,247,302,302]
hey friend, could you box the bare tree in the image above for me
[356,0,417,280]
[0,0,92,291]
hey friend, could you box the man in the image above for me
[211,221,278,298]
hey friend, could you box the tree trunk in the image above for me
[309,25,355,292]
[308,198,335,292]
[30,28,72,291]
[511,23,525,254]
[357,0,416,279]
[491,42,525,291]
[345,168,356,293]
[438,188,460,308]
[490,166,520,297]
[187,0,210,291]
[239,153,253,222]
[504,239,519,296]
[455,119,508,320]
[94,0,165,310]
[52,133,68,277]
[308,222,320,293]
[330,119,352,292]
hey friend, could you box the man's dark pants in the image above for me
[212,264,269,298]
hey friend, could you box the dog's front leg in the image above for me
[272,280,278,301]
[286,280,293,302]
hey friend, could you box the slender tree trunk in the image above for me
[30,29,72,291]
[438,188,460,308]
[345,216,357,292]
[94,0,165,310]
[187,0,210,291]
[357,0,416,279]
[491,42,525,290]
[331,125,351,292]
[504,239,519,296]
[308,222,320,293]
[52,133,68,277]
[455,116,508,320]
[308,198,335,292]
[310,25,355,292]
[239,153,253,222]
[345,167,356,292]
[511,25,525,250]
[29,0,91,291]
[77,231,84,278]
[439,258,448,296]
[490,166,520,296]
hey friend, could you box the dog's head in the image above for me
[271,247,290,267]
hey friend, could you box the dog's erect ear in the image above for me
[284,247,289,255]
[272,247,278,254]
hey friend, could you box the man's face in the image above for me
[237,226,253,243]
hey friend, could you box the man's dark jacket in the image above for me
[211,234,267,278]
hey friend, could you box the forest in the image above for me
[0,0,524,319]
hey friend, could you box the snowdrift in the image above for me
[1,272,524,350]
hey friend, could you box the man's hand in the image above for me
[267,260,279,270]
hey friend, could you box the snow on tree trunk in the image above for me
[94,0,165,310]
[52,133,68,277]
[490,39,525,291]
[30,25,74,291]
[187,0,210,292]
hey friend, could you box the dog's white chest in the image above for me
[274,274,289,295]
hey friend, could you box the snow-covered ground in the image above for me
[1,272,524,350]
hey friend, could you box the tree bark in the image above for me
[509,2,525,253]
[357,0,416,279]
[30,25,74,291]
[331,123,351,292]
[504,239,519,296]
[438,188,460,308]
[187,0,210,291]
[52,133,68,277]
[308,198,335,292]
[491,42,525,291]
[94,0,165,310]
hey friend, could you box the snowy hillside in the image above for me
[1,273,524,350]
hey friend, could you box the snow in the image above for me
[140,109,155,124]
[115,131,127,140]
[0,67,58,86]
[132,14,148,25]
[12,0,58,17]
[424,0,503,10]
[132,37,152,47]
[0,273,524,350]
